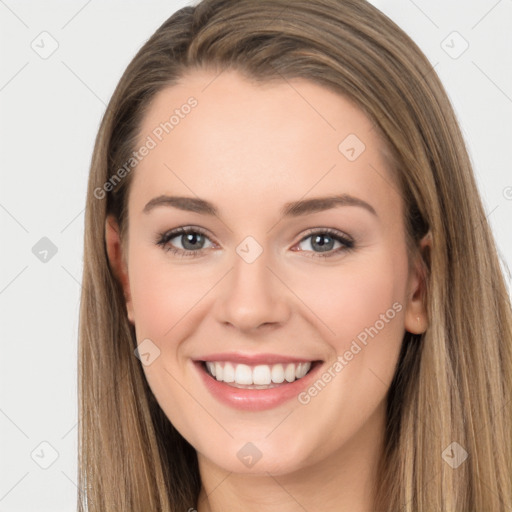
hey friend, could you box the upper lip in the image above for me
[195,352,321,365]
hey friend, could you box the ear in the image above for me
[105,214,135,324]
[404,231,431,334]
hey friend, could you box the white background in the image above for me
[1,0,511,510]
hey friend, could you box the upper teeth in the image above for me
[205,361,312,385]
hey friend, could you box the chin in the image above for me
[199,437,314,477]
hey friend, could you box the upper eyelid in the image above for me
[158,226,216,247]
[298,227,353,242]
[161,226,215,241]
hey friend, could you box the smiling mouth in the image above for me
[201,360,321,389]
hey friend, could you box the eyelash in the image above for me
[155,226,355,259]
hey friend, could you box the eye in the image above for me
[294,228,354,258]
[155,226,354,259]
[156,227,215,258]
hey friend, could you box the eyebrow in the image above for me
[142,194,377,217]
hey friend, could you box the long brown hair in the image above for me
[78,0,512,510]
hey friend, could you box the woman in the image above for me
[78,0,512,510]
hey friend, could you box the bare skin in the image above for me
[106,68,429,512]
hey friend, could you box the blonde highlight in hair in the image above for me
[78,0,512,510]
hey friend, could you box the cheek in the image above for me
[126,248,211,439]
[126,247,218,406]
[291,250,406,352]
[127,247,212,341]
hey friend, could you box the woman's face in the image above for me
[106,69,426,476]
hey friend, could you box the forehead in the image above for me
[129,68,400,221]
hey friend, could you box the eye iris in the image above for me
[312,234,334,252]
[182,232,204,250]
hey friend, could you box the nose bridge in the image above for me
[214,242,290,331]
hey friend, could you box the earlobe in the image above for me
[404,231,431,334]
[105,215,135,323]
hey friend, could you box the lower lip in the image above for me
[194,361,323,411]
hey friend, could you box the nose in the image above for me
[213,251,291,333]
